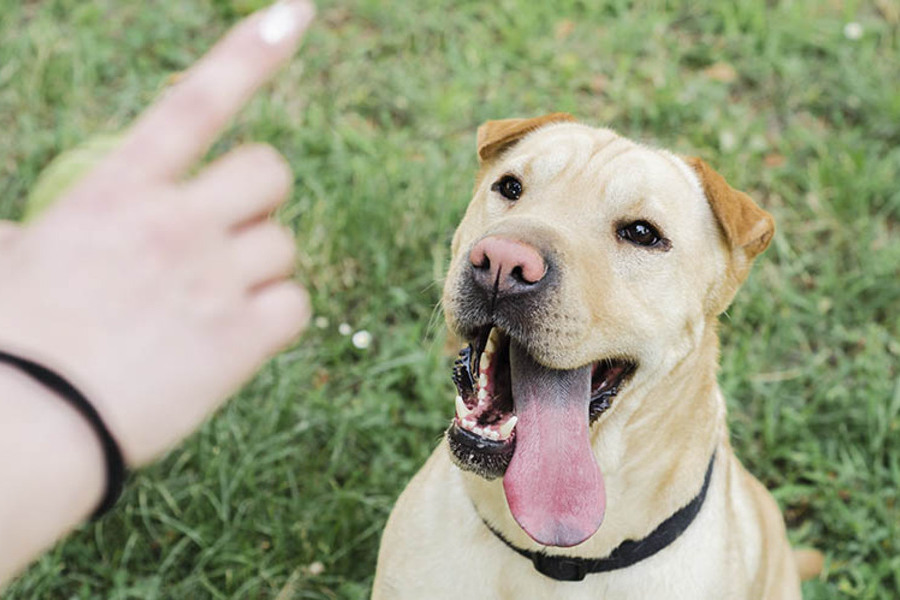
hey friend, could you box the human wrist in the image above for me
[0,362,105,581]
[0,362,106,504]
[0,350,126,517]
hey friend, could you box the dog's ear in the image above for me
[685,156,775,313]
[476,113,576,163]
[685,157,774,258]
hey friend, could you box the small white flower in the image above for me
[306,561,325,576]
[314,316,329,329]
[843,22,863,40]
[352,330,372,349]
[338,323,352,336]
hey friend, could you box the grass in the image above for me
[1,0,898,597]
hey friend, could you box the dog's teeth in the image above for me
[478,373,488,388]
[497,416,518,439]
[455,395,473,419]
[463,417,477,430]
[483,428,500,441]
[486,328,500,352]
[472,425,485,437]
[479,351,490,373]
[477,388,488,402]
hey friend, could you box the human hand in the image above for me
[0,0,315,467]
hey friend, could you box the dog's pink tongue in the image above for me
[503,341,604,547]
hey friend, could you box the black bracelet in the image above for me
[0,349,126,520]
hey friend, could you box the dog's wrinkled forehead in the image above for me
[497,123,620,182]
[499,123,607,183]
[601,150,709,217]
[497,123,708,214]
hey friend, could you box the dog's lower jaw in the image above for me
[447,325,636,482]
[460,324,725,556]
[446,422,513,479]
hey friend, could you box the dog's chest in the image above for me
[456,480,734,599]
[460,537,729,600]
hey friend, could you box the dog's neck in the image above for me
[460,318,725,558]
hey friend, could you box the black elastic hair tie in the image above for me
[0,349,126,519]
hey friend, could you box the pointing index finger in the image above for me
[107,1,314,183]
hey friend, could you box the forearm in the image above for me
[0,363,104,586]
[0,0,314,587]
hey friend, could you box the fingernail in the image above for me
[259,0,315,46]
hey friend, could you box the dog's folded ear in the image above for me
[685,157,774,259]
[477,113,576,163]
[685,156,776,313]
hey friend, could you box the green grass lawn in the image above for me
[1,0,898,597]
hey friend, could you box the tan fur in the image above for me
[683,155,777,315]
[476,113,577,163]
[373,116,822,599]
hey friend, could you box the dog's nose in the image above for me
[469,236,547,295]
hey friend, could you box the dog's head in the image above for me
[443,114,773,547]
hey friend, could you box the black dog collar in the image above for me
[483,453,716,582]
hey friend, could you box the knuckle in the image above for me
[278,284,312,333]
[234,144,292,200]
[273,223,296,249]
[246,144,290,178]
[267,225,298,266]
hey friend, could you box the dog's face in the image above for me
[442,115,774,548]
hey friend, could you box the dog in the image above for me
[372,114,822,599]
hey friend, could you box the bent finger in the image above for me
[99,0,314,185]
[230,222,297,289]
[183,143,292,227]
[248,281,311,353]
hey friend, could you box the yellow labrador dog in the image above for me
[373,114,821,599]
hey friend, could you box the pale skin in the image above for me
[0,0,315,585]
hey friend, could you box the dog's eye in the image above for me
[618,221,665,248]
[491,175,523,201]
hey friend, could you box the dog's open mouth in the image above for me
[447,325,635,547]
[449,326,635,470]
